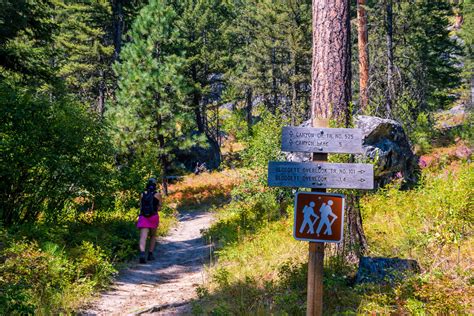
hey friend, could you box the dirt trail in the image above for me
[81,211,213,315]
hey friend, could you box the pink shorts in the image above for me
[136,214,159,229]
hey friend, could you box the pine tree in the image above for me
[53,0,114,115]
[0,0,57,87]
[357,0,370,111]
[365,1,461,125]
[171,0,235,142]
[111,0,198,192]
[227,0,312,125]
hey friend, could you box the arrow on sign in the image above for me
[359,179,366,182]
[358,170,365,174]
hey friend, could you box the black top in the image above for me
[141,191,160,215]
[152,195,160,214]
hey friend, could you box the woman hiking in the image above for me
[137,178,162,264]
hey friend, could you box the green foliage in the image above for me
[204,190,281,248]
[362,162,473,259]
[0,0,57,87]
[241,110,285,169]
[0,200,178,314]
[53,0,114,110]
[220,108,248,141]
[460,0,474,98]
[203,109,293,247]
[0,239,104,314]
[111,0,200,181]
[364,1,461,137]
[225,0,312,123]
[0,82,114,225]
[411,112,433,154]
[196,163,473,314]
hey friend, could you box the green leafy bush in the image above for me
[0,196,180,314]
[241,110,285,169]
[0,82,114,226]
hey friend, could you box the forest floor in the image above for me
[81,210,213,315]
[80,170,240,316]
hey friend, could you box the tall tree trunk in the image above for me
[385,0,394,117]
[311,0,351,125]
[291,57,298,125]
[112,0,124,61]
[345,156,368,262]
[357,0,369,111]
[291,79,298,125]
[155,94,168,196]
[97,68,106,118]
[245,88,253,133]
[191,64,205,134]
[271,44,278,114]
[312,0,367,261]
[345,195,368,261]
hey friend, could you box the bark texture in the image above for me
[311,0,367,263]
[112,0,123,61]
[357,0,369,111]
[311,0,351,125]
[245,88,253,133]
[385,0,394,117]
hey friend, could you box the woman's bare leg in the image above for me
[148,228,157,253]
[139,228,149,252]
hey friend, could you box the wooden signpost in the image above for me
[282,126,363,154]
[267,121,374,315]
[268,161,374,190]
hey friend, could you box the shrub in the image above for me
[0,196,179,314]
[0,82,114,226]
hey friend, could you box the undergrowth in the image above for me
[0,201,177,314]
[167,169,242,210]
[194,162,473,315]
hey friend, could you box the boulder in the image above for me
[356,256,420,284]
[355,115,420,188]
[174,135,221,172]
[285,116,420,188]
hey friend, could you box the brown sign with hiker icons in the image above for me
[293,192,345,243]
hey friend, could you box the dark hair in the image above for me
[146,178,157,191]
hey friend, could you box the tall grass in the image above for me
[0,202,177,314]
[194,162,474,315]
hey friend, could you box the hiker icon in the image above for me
[316,200,338,236]
[299,201,319,234]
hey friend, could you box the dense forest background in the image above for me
[0,0,472,314]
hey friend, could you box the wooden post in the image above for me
[307,118,328,316]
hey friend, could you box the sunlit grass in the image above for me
[166,169,243,210]
[195,162,474,314]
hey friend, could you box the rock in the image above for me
[356,256,420,284]
[285,116,420,188]
[455,143,472,160]
[434,102,469,130]
[173,134,221,172]
[355,115,420,188]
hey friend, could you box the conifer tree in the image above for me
[172,0,235,142]
[227,0,311,125]
[366,1,460,124]
[0,0,57,87]
[111,0,197,192]
[54,0,114,115]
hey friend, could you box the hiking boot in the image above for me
[139,252,146,264]
[147,252,155,261]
